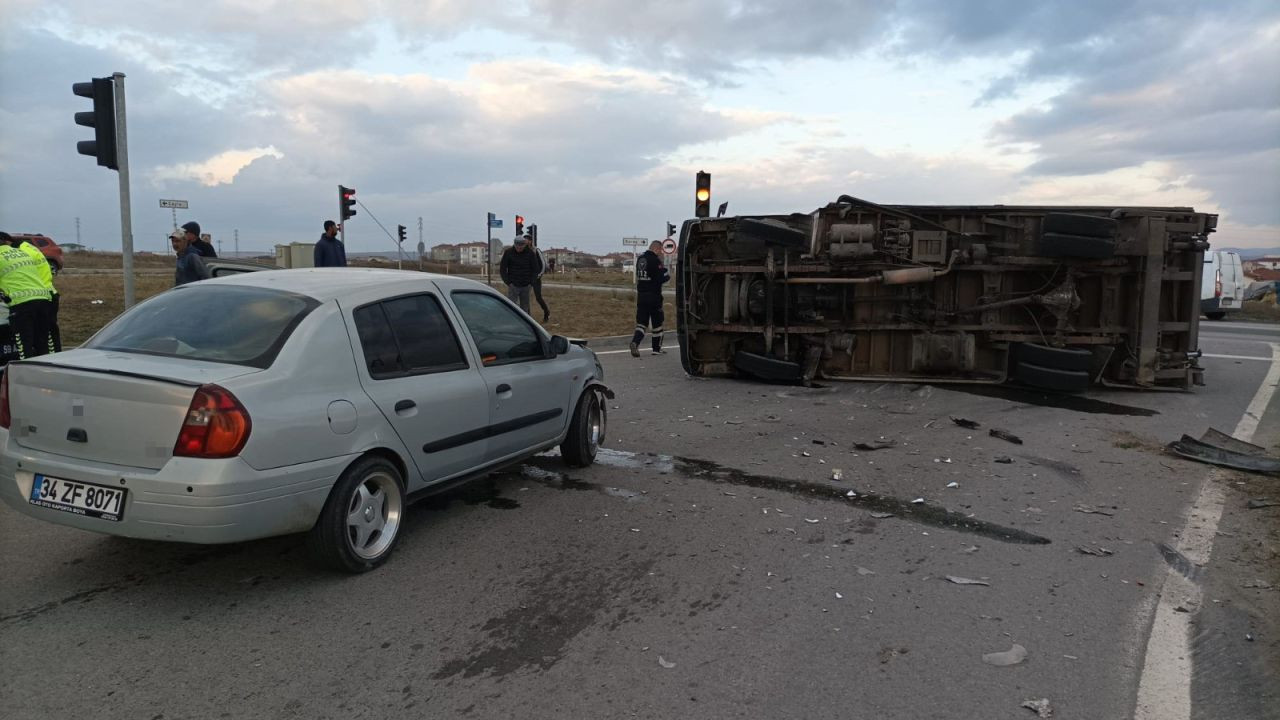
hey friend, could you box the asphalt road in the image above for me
[2,328,1278,719]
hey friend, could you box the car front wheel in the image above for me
[561,390,605,468]
[307,456,405,573]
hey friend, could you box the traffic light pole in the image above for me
[113,72,135,308]
[485,221,492,287]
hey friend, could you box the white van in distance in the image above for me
[1201,250,1244,320]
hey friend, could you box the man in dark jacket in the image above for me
[182,221,217,258]
[314,220,347,267]
[499,236,543,313]
[630,240,670,357]
[171,229,211,286]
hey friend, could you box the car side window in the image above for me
[382,295,468,373]
[450,291,545,365]
[353,294,468,379]
[353,305,400,379]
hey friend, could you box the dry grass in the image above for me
[54,274,669,348]
[64,251,177,269]
[1235,300,1280,323]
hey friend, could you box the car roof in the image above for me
[200,267,486,302]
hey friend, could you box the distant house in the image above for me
[598,252,634,269]
[430,243,460,262]
[1244,257,1280,275]
[61,242,88,252]
[456,242,489,266]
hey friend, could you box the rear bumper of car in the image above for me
[0,430,354,544]
[1201,297,1240,313]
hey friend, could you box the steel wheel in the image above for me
[344,471,402,560]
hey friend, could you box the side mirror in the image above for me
[550,335,570,355]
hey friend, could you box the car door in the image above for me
[348,292,491,485]
[448,290,574,460]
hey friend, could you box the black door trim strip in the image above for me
[422,408,563,453]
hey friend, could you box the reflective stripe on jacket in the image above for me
[0,246,54,305]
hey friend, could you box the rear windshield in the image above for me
[85,284,320,368]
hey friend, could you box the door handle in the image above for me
[394,399,416,412]
[496,384,512,394]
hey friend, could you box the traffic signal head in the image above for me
[529,224,537,245]
[73,77,118,169]
[397,224,407,244]
[515,215,524,236]
[666,222,676,238]
[339,185,357,221]
[695,171,711,218]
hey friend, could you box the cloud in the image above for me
[152,146,285,186]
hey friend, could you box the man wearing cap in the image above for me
[0,231,58,359]
[182,221,217,258]
[315,220,347,267]
[172,228,211,286]
[499,235,543,314]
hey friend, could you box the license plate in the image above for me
[1221,299,1234,306]
[29,475,126,521]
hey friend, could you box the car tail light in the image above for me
[174,384,251,458]
[1215,269,1222,298]
[0,372,10,430]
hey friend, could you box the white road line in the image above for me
[1134,341,1280,719]
[1201,353,1273,361]
[595,345,681,356]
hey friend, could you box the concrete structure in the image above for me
[274,242,316,269]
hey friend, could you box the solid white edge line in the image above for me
[1133,341,1280,720]
[1201,353,1273,361]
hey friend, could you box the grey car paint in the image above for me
[0,269,604,543]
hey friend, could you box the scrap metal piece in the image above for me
[990,429,1024,445]
[951,416,981,429]
[1168,434,1280,474]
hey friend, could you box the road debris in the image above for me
[831,468,844,481]
[877,646,909,664]
[1076,545,1114,557]
[983,644,1028,667]
[1247,499,1280,510]
[1073,504,1116,517]
[1242,580,1274,590]
[946,481,960,489]
[801,451,812,457]
[854,440,896,451]
[1168,428,1280,474]
[951,416,981,429]
[805,518,820,524]
[658,656,676,669]
[1021,698,1053,718]
[870,512,894,519]
[933,457,953,463]
[856,567,876,576]
[846,490,857,498]
[995,456,1014,464]
[946,576,990,586]
[990,429,1024,445]
[835,592,843,599]
[911,498,925,505]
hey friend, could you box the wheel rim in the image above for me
[587,396,604,452]
[345,471,402,560]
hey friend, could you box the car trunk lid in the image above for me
[6,351,261,470]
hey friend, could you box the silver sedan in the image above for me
[0,269,610,572]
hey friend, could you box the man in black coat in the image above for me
[630,240,669,356]
[499,236,543,314]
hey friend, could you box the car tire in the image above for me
[1204,312,1226,320]
[1033,232,1117,260]
[1014,361,1091,393]
[561,390,604,468]
[1017,343,1094,372]
[1042,213,1118,238]
[306,456,405,573]
[47,259,61,276]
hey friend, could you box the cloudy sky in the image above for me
[1,0,1277,255]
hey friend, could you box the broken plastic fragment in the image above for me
[870,512,893,519]
[982,644,1028,667]
[1020,698,1053,718]
[856,567,876,576]
[946,576,991,586]
[1075,545,1114,557]
[995,456,1014,464]
[946,481,960,489]
[658,656,676,669]
[911,498,925,505]
[835,592,843,599]
[951,416,981,429]
[990,429,1024,445]
[846,490,857,498]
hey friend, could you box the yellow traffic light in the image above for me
[695,171,711,217]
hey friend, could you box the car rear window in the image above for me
[85,284,320,368]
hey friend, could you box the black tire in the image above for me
[1042,213,1118,238]
[561,390,604,468]
[1204,312,1226,321]
[1014,361,1091,393]
[1018,343,1093,372]
[1034,232,1116,260]
[47,259,61,276]
[306,456,405,573]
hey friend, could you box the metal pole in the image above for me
[234,229,239,258]
[486,220,492,287]
[338,185,345,249]
[113,72,135,308]
[171,207,177,231]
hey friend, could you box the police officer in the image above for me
[630,240,669,357]
[0,232,58,359]
[15,235,60,352]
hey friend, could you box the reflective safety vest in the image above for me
[0,245,54,306]
[18,242,55,293]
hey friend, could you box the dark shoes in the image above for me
[629,342,640,358]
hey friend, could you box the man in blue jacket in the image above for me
[315,220,347,267]
[171,229,211,286]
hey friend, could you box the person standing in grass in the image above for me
[0,231,58,359]
[171,228,211,286]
